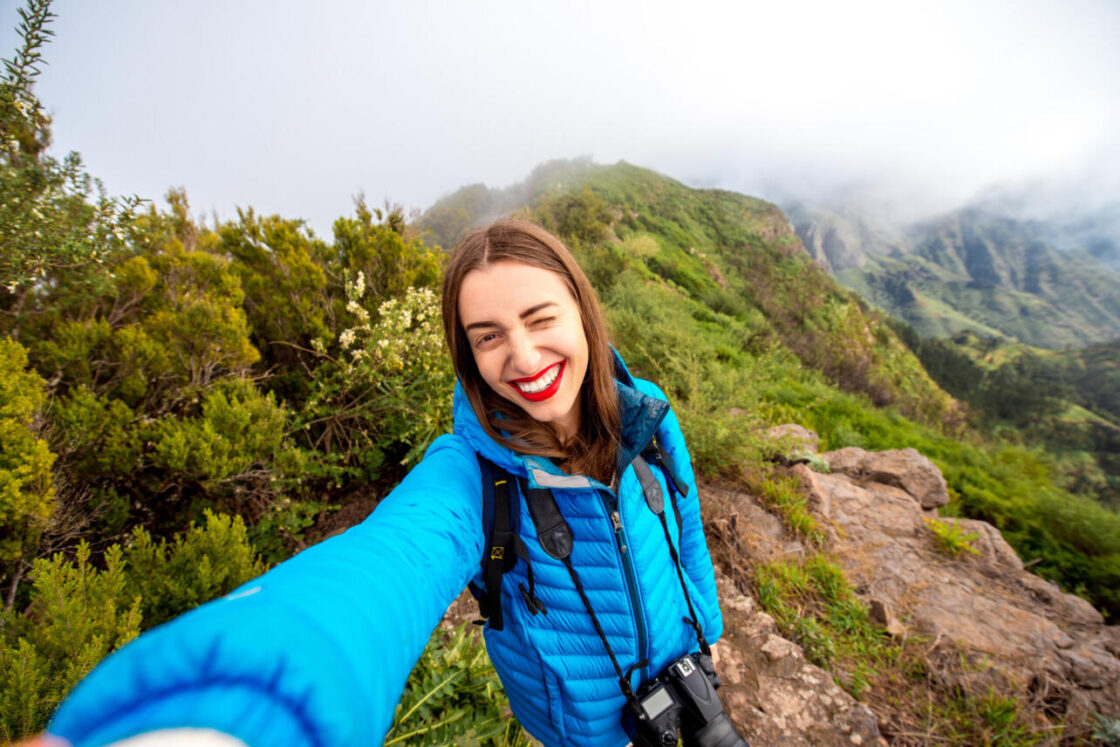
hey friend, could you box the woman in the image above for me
[44,220,724,747]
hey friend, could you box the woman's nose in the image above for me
[508,331,542,374]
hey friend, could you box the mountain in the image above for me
[787,202,1120,349]
[419,159,955,425]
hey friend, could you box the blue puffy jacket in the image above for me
[48,355,721,747]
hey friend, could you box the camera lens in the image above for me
[693,714,750,747]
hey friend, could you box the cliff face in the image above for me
[702,432,1119,745]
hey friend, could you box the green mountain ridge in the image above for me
[788,203,1120,349]
[417,159,1120,622]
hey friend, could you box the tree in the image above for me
[0,0,137,309]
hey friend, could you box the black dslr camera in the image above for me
[626,653,749,747]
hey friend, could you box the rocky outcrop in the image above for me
[795,444,1120,731]
[711,431,1120,741]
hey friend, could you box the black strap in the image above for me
[520,477,573,560]
[642,439,686,544]
[517,477,644,708]
[474,455,531,631]
[561,556,642,707]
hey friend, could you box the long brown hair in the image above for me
[442,219,621,484]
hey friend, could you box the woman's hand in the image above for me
[15,736,69,747]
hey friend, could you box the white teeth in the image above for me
[514,363,561,394]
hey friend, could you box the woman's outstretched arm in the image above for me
[46,434,484,747]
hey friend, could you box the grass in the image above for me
[754,553,891,697]
[923,517,983,558]
[750,472,826,546]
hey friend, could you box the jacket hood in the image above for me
[452,349,669,490]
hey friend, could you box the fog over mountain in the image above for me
[2,0,1117,238]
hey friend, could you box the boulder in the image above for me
[824,446,949,509]
[765,424,821,456]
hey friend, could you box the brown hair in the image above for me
[442,219,621,484]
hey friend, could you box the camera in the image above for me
[625,653,749,747]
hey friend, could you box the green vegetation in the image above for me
[755,554,890,697]
[0,512,258,741]
[803,205,1120,350]
[1093,713,1120,746]
[387,625,532,747]
[753,473,825,545]
[898,327,1120,509]
[923,517,982,559]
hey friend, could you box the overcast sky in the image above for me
[4,0,1119,235]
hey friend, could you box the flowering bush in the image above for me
[299,277,454,488]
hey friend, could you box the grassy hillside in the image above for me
[422,160,957,427]
[900,329,1120,508]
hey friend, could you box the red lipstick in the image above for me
[509,361,565,402]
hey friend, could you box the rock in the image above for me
[868,599,906,637]
[791,463,833,523]
[713,574,883,746]
[824,447,949,509]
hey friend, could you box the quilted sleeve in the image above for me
[635,381,723,645]
[47,434,484,747]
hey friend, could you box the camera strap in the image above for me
[520,476,644,707]
[631,453,711,657]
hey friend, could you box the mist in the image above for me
[3,0,1118,237]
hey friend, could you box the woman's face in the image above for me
[458,260,589,441]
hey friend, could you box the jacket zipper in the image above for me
[599,488,649,685]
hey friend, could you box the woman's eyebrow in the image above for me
[464,302,558,333]
[519,301,558,319]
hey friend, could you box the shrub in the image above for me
[0,542,141,742]
[0,511,264,741]
[923,518,982,559]
[387,624,531,746]
[0,337,55,606]
[299,281,454,488]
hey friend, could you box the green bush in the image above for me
[124,510,265,628]
[0,337,55,604]
[0,542,141,742]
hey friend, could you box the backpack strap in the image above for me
[469,454,525,631]
[470,455,545,631]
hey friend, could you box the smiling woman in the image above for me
[45,219,734,747]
